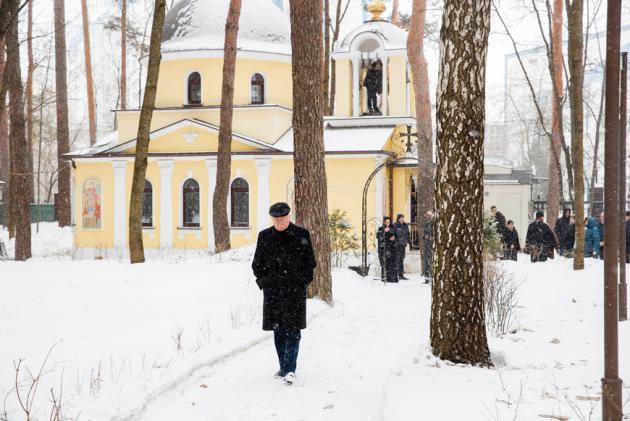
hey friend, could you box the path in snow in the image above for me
[134,274,430,421]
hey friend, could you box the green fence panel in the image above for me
[0,203,56,226]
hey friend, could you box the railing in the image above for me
[409,222,421,251]
[0,203,56,226]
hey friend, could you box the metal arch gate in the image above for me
[359,156,419,276]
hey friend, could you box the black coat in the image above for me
[565,224,576,250]
[554,216,570,245]
[494,212,508,239]
[363,68,382,93]
[503,228,521,251]
[394,222,411,248]
[377,225,398,257]
[525,220,558,255]
[252,223,316,331]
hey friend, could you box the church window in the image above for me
[230,178,249,227]
[187,72,202,105]
[142,180,153,227]
[251,73,265,105]
[183,179,200,228]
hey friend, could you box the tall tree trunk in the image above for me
[80,0,97,145]
[323,0,331,115]
[6,0,32,260]
[121,0,127,110]
[566,0,585,270]
[390,0,399,25]
[408,0,434,275]
[0,40,9,225]
[430,0,492,367]
[289,0,333,304]
[128,0,166,264]
[53,0,71,227]
[547,0,563,230]
[589,83,605,216]
[26,0,34,203]
[213,0,242,253]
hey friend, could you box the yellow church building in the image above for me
[66,0,425,257]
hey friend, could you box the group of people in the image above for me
[492,204,630,263]
[376,212,435,284]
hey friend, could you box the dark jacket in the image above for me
[554,212,571,247]
[503,227,521,251]
[525,220,558,256]
[585,217,601,257]
[494,212,508,239]
[564,224,576,251]
[363,68,382,93]
[378,225,398,257]
[252,223,316,331]
[422,219,434,244]
[394,222,411,248]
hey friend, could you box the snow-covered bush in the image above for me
[329,209,359,268]
[484,260,520,336]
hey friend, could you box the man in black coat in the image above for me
[251,202,316,385]
[490,205,508,240]
[525,211,558,263]
[554,208,571,256]
[394,213,411,280]
[502,220,521,261]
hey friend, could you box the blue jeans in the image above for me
[273,328,301,375]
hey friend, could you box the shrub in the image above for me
[483,211,503,258]
[484,260,520,336]
[329,209,359,268]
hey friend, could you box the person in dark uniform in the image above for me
[382,217,399,283]
[525,211,558,263]
[502,220,521,261]
[363,60,382,114]
[394,214,411,280]
[251,202,316,385]
[376,216,393,281]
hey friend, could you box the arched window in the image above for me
[142,180,153,227]
[230,178,249,227]
[250,73,265,105]
[187,72,201,105]
[182,179,200,228]
[82,178,102,229]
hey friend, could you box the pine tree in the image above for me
[213,0,242,253]
[430,0,492,366]
[407,0,434,275]
[128,0,166,263]
[6,0,32,260]
[80,0,97,145]
[289,0,333,304]
[53,0,71,227]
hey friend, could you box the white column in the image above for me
[352,57,361,117]
[113,160,127,249]
[382,56,389,116]
[375,158,385,222]
[158,159,174,248]
[205,159,217,251]
[255,158,272,232]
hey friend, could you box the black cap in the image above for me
[535,211,544,219]
[269,202,291,217]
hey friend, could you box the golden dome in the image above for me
[367,0,386,20]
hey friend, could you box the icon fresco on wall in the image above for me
[82,178,102,229]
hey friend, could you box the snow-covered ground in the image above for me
[1,224,628,420]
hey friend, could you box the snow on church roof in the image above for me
[335,19,408,54]
[162,0,291,55]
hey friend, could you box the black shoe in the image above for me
[400,276,409,280]
[274,370,285,379]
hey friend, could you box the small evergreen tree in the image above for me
[483,211,502,258]
[329,209,359,268]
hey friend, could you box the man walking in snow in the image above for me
[554,208,572,256]
[525,211,558,263]
[251,202,316,385]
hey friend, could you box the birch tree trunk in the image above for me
[430,0,492,366]
[407,0,434,274]
[566,0,584,270]
[80,0,97,145]
[53,0,71,227]
[289,0,333,304]
[547,0,563,230]
[213,0,242,253]
[7,0,32,260]
[128,0,166,264]
[26,0,34,202]
[121,0,127,110]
